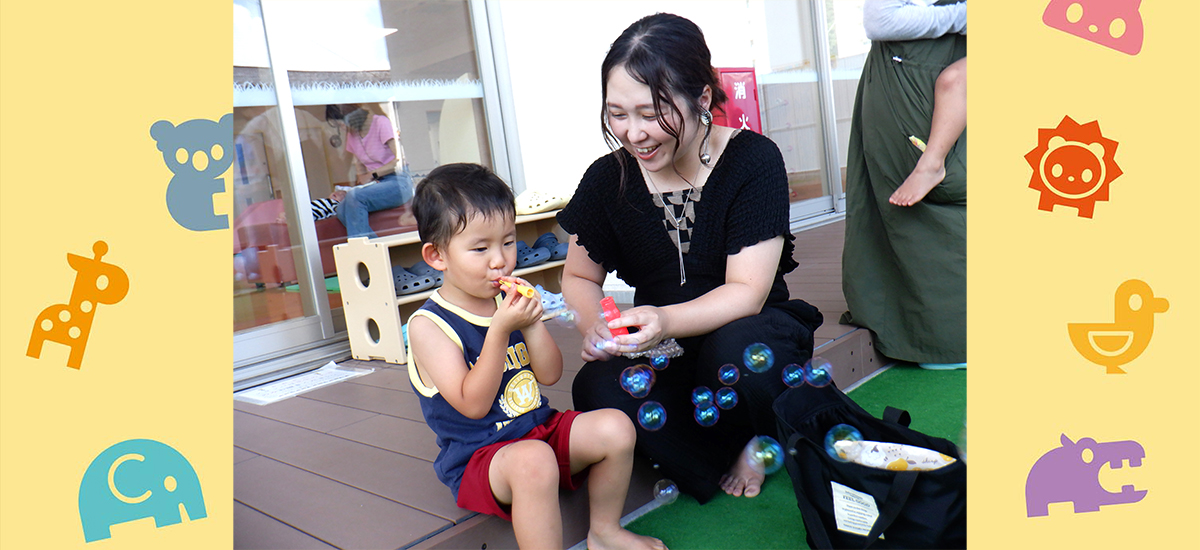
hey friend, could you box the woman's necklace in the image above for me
[643,163,705,286]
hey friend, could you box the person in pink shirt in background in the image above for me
[326,104,416,238]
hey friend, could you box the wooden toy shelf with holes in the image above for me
[333,210,567,365]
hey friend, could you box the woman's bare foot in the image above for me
[719,445,764,497]
[587,526,668,550]
[890,156,946,206]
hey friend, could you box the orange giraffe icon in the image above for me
[1068,279,1168,374]
[27,241,129,369]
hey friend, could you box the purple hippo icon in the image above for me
[1026,434,1147,517]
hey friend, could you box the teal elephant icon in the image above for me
[78,439,207,542]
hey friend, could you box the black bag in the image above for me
[774,383,966,549]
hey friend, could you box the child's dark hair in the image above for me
[601,13,727,189]
[413,163,515,249]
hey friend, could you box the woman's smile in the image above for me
[634,144,661,160]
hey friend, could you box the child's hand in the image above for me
[492,278,543,334]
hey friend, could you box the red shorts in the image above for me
[456,410,585,520]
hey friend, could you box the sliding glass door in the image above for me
[232,0,503,388]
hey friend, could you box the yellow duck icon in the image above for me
[1068,279,1168,374]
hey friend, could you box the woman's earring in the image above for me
[700,109,713,127]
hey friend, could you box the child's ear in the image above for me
[422,242,447,271]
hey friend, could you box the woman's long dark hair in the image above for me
[600,13,728,193]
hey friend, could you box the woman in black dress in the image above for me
[558,13,822,503]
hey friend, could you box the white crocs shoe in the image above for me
[515,189,568,215]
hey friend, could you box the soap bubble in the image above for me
[745,435,785,475]
[781,363,805,388]
[804,357,833,387]
[548,308,578,328]
[650,354,670,370]
[620,365,655,399]
[743,343,775,373]
[715,387,739,409]
[717,364,740,385]
[637,401,667,431]
[653,479,679,505]
[824,424,863,462]
[694,403,719,427]
[691,386,714,407]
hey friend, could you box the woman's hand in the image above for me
[580,321,618,362]
[607,305,668,354]
[580,304,667,360]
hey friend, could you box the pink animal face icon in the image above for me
[1043,0,1144,55]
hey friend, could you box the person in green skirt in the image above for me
[842,0,967,369]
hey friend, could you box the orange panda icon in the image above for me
[1026,116,1122,219]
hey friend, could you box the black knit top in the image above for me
[558,130,798,308]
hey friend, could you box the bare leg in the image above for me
[890,57,966,206]
[719,443,764,498]
[571,409,668,550]
[489,440,562,549]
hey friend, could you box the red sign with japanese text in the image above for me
[712,68,761,133]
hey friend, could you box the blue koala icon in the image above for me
[151,114,233,231]
[78,439,207,542]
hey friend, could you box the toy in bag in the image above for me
[774,382,966,549]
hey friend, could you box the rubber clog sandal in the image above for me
[532,232,559,250]
[394,267,435,295]
[409,260,444,288]
[532,232,569,261]
[515,190,568,215]
[515,241,550,268]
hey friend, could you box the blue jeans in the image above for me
[336,166,415,238]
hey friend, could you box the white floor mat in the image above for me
[234,361,374,405]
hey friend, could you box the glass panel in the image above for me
[753,0,831,205]
[826,0,870,193]
[270,0,486,316]
[233,0,318,332]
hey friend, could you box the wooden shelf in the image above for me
[392,259,566,307]
[333,210,566,365]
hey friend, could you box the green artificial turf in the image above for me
[623,365,966,549]
[283,276,341,293]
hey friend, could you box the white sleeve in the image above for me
[863,0,967,41]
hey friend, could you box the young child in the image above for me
[870,0,967,206]
[406,163,667,550]
[889,56,966,206]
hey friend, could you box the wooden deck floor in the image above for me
[234,219,864,550]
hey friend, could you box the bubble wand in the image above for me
[496,278,538,298]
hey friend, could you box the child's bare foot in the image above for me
[718,445,764,497]
[890,157,946,206]
[587,526,668,550]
